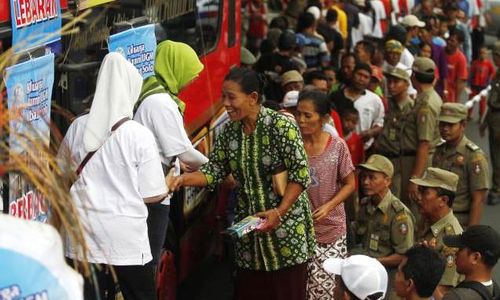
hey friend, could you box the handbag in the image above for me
[272,164,288,197]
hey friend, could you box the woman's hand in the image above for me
[167,174,184,192]
[312,202,334,222]
[255,209,281,233]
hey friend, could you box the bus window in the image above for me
[157,0,222,56]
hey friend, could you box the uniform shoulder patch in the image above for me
[466,142,480,152]
[444,225,455,235]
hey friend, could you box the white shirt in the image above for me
[399,48,415,69]
[370,0,386,39]
[353,90,385,149]
[134,93,200,205]
[351,13,372,49]
[62,115,167,266]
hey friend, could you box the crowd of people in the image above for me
[56,0,500,299]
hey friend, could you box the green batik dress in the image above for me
[200,106,316,271]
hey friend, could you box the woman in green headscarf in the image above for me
[134,40,209,270]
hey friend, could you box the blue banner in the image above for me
[5,53,54,222]
[109,24,157,78]
[10,0,62,52]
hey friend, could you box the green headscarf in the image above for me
[137,40,204,114]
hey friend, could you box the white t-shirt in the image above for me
[370,0,386,38]
[62,115,167,266]
[351,13,372,49]
[399,48,415,69]
[134,93,197,205]
[353,90,385,149]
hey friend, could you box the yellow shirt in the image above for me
[331,5,348,39]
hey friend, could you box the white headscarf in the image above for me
[83,53,142,152]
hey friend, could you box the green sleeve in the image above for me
[200,127,231,191]
[391,211,415,254]
[416,103,438,142]
[274,118,311,189]
[468,152,491,191]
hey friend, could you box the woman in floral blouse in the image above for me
[169,67,316,300]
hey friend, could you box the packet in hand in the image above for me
[222,216,265,239]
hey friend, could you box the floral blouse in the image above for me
[200,107,316,271]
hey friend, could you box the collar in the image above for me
[394,96,413,111]
[430,211,455,237]
[443,135,468,155]
[368,190,392,215]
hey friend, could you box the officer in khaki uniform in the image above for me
[411,168,464,299]
[354,154,416,300]
[403,58,443,216]
[433,103,490,227]
[481,41,500,206]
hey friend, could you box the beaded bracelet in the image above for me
[274,208,283,223]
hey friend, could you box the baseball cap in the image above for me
[384,66,410,82]
[359,154,394,178]
[281,70,304,86]
[443,225,500,262]
[385,39,404,54]
[494,41,500,57]
[412,57,436,75]
[353,0,366,8]
[401,15,425,28]
[410,167,459,192]
[323,255,388,300]
[438,103,468,123]
[307,6,321,20]
[240,47,256,65]
[282,90,299,108]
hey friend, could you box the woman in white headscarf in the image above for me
[59,53,167,299]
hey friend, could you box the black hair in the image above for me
[260,39,277,55]
[438,15,450,23]
[356,40,376,58]
[448,27,465,43]
[270,16,289,31]
[402,246,446,297]
[224,67,267,103]
[263,99,281,111]
[354,62,372,75]
[436,187,456,207]
[326,8,338,23]
[279,30,297,51]
[414,71,435,84]
[303,71,328,85]
[386,25,407,45]
[297,90,330,116]
[341,52,358,64]
[338,100,358,118]
[419,41,433,50]
[296,12,316,33]
[306,0,323,9]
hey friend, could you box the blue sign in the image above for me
[10,0,62,52]
[109,24,157,78]
[5,53,54,222]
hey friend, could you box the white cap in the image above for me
[323,255,388,300]
[307,6,321,20]
[401,15,425,28]
[282,90,299,108]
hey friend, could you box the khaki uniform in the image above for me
[355,190,415,300]
[433,136,490,226]
[376,89,441,218]
[486,73,500,200]
[419,211,463,287]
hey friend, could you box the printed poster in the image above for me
[77,0,114,10]
[108,24,157,79]
[9,0,62,52]
[5,53,54,222]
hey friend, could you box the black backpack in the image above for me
[456,280,500,300]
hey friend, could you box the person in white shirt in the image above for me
[59,53,168,299]
[134,40,209,271]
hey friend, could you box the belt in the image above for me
[381,151,417,158]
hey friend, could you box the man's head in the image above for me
[304,71,329,93]
[395,246,445,299]
[278,30,297,52]
[438,103,467,143]
[339,101,359,135]
[359,155,394,197]
[444,225,500,275]
[385,40,404,66]
[401,15,425,39]
[326,8,339,24]
[410,168,458,220]
[384,67,410,98]
[446,28,465,53]
[324,255,388,300]
[351,63,372,91]
[411,57,436,87]
[281,70,304,93]
[355,41,375,64]
[340,53,358,83]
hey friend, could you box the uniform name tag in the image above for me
[369,234,379,251]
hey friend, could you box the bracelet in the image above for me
[274,208,283,223]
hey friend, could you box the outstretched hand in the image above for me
[255,209,281,233]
